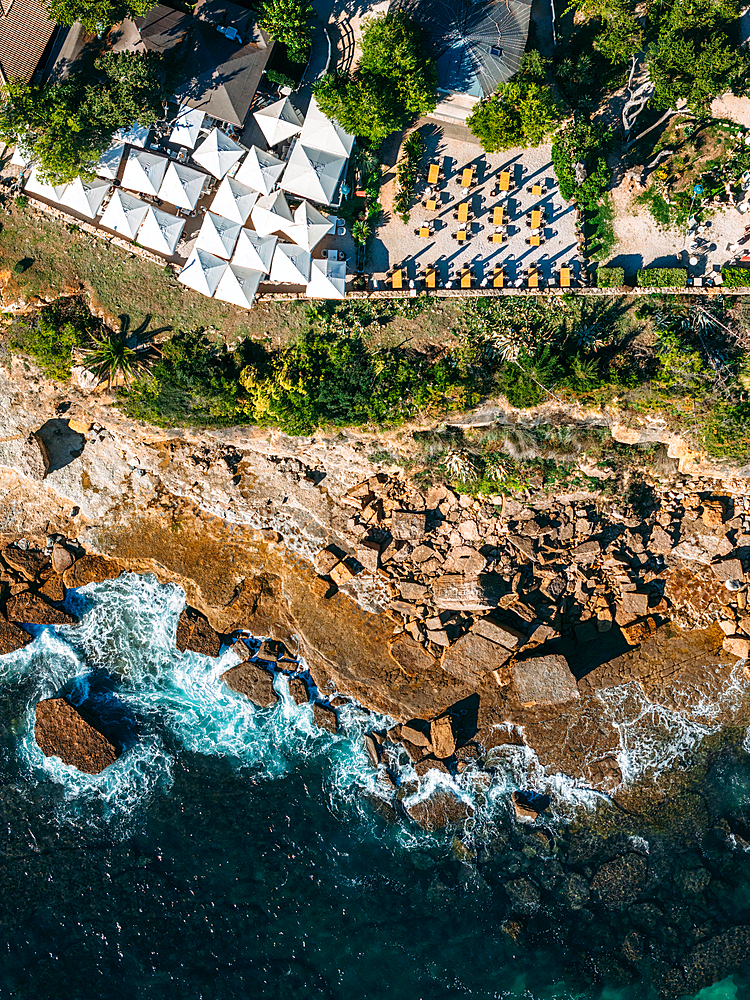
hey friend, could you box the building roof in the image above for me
[135,0,273,126]
[391,0,532,97]
[0,0,56,84]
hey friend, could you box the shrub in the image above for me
[267,69,296,90]
[14,195,28,209]
[597,266,625,288]
[9,300,93,379]
[721,265,750,288]
[636,267,687,288]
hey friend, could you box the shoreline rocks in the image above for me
[34,697,119,773]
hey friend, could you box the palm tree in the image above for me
[81,333,156,389]
[352,219,371,244]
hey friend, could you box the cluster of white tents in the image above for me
[21,93,355,307]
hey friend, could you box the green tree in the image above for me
[48,0,155,33]
[0,51,170,183]
[567,0,643,66]
[467,55,562,152]
[259,0,315,63]
[313,12,436,146]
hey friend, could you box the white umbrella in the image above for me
[234,145,285,196]
[250,189,293,237]
[195,211,241,259]
[279,142,347,206]
[269,242,311,284]
[99,189,150,239]
[191,127,245,179]
[253,97,303,147]
[137,205,185,255]
[121,148,169,196]
[10,143,33,168]
[283,199,334,251]
[178,247,227,296]
[214,264,263,308]
[170,106,205,149]
[24,166,68,203]
[306,257,346,299]
[299,96,354,158]
[232,229,277,274]
[210,175,258,225]
[158,161,207,210]
[97,141,125,180]
[60,177,110,218]
[114,122,150,148]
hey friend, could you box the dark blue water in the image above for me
[1,574,750,1000]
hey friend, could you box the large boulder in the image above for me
[2,545,50,581]
[430,715,456,759]
[403,787,474,831]
[312,703,339,733]
[34,697,119,773]
[176,607,223,658]
[6,591,77,626]
[0,616,33,654]
[441,628,513,685]
[62,554,122,589]
[222,661,278,707]
[511,654,579,706]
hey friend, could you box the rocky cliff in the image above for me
[1,354,749,809]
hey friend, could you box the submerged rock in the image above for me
[592,853,648,910]
[34,697,119,773]
[222,661,278,707]
[176,608,223,658]
[6,591,77,625]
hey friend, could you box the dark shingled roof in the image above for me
[0,0,56,83]
[392,0,533,98]
[135,0,273,126]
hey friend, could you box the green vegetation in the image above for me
[394,132,424,222]
[9,300,95,380]
[721,266,750,288]
[552,117,615,256]
[258,0,315,63]
[565,0,642,68]
[313,12,436,146]
[0,52,171,183]
[48,0,154,31]
[467,53,562,152]
[637,267,687,288]
[597,266,625,288]
[81,333,155,388]
[266,69,297,90]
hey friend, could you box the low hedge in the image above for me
[597,266,625,288]
[636,267,687,288]
[721,265,750,288]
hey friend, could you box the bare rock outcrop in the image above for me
[6,590,77,625]
[34,697,119,773]
[222,661,278,706]
[176,608,223,658]
[0,616,33,654]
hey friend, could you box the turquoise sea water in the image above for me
[1,573,749,1000]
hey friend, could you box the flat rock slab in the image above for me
[0,617,33,654]
[176,608,223,658]
[511,654,579,706]
[2,546,50,581]
[222,661,278,707]
[34,697,119,773]
[62,554,123,589]
[6,591,77,625]
[442,629,512,685]
[432,574,507,612]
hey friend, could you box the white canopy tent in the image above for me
[137,206,185,255]
[178,247,227,296]
[250,190,293,237]
[10,144,33,168]
[269,242,311,284]
[191,128,245,179]
[232,229,277,275]
[114,122,150,148]
[279,143,347,207]
[97,141,126,180]
[170,106,206,149]
[299,96,354,158]
[25,166,68,203]
[158,161,207,210]
[306,257,346,299]
[253,97,304,147]
[60,177,110,218]
[195,211,241,259]
[121,149,169,196]
[99,189,150,239]
[283,199,334,252]
[234,146,285,197]
[209,176,258,225]
[214,264,263,309]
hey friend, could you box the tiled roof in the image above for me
[0,0,56,83]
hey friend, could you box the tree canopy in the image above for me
[0,52,171,183]
[466,53,562,153]
[313,12,436,147]
[48,0,155,32]
[258,0,316,63]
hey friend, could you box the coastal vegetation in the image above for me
[258,0,316,64]
[313,12,437,147]
[0,52,172,183]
